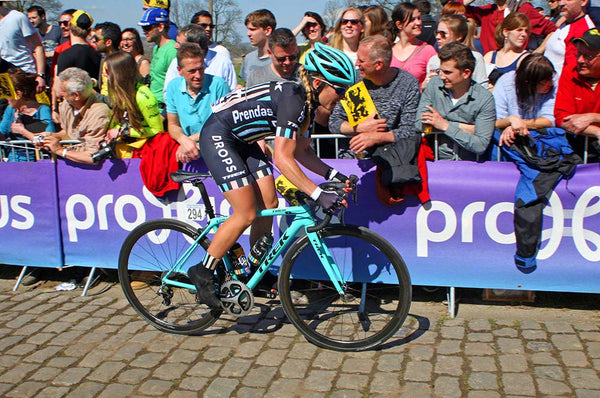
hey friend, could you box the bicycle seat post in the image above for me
[191,180,216,219]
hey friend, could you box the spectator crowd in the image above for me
[0,0,598,167]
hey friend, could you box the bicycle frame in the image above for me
[160,204,348,295]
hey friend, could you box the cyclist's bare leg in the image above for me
[206,184,258,261]
[249,175,278,246]
[189,184,259,308]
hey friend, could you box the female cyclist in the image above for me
[189,43,356,308]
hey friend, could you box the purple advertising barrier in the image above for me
[57,158,257,269]
[55,157,600,293]
[0,160,63,268]
[332,159,600,293]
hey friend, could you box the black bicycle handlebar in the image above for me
[305,174,359,233]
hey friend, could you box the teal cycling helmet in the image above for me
[304,42,356,87]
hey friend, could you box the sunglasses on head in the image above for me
[274,54,297,63]
[322,80,348,96]
[341,18,361,25]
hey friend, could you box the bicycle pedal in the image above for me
[255,288,278,299]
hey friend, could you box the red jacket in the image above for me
[555,62,600,127]
[464,2,557,54]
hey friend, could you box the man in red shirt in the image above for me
[555,28,600,159]
[462,0,557,53]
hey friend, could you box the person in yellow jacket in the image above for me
[104,51,163,157]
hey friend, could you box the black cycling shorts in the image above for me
[199,115,272,192]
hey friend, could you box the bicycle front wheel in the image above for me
[118,218,221,335]
[278,225,411,351]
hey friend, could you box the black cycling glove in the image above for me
[315,189,344,214]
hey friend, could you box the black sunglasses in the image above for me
[305,22,319,28]
[274,54,297,63]
[322,80,348,96]
[142,24,158,32]
[199,23,215,29]
[436,30,448,38]
[59,20,70,26]
[341,18,361,25]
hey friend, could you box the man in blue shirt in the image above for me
[165,43,230,163]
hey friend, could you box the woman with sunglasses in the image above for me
[293,11,327,64]
[329,7,365,64]
[423,15,487,89]
[120,28,150,81]
[187,43,356,308]
[389,2,437,86]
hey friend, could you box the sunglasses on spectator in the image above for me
[305,22,319,28]
[341,18,361,25]
[322,80,348,96]
[59,20,70,26]
[548,0,557,3]
[199,23,215,29]
[436,30,448,38]
[577,50,600,62]
[91,36,105,43]
[142,24,158,32]
[274,54,297,63]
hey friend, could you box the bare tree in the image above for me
[169,0,241,47]
[211,0,241,45]
[4,0,63,20]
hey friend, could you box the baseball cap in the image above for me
[529,0,549,16]
[572,28,600,51]
[71,10,93,30]
[138,7,169,26]
[142,0,169,8]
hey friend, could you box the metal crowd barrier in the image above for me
[0,139,50,162]
[294,132,595,164]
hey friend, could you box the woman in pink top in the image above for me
[389,2,437,85]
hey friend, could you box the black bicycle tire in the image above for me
[118,218,221,334]
[278,225,411,351]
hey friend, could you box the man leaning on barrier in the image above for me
[329,35,421,156]
[35,67,110,164]
[555,28,600,162]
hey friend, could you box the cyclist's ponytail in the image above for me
[298,65,315,134]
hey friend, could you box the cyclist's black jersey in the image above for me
[210,81,309,142]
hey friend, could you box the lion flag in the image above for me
[340,81,378,127]
[0,73,17,100]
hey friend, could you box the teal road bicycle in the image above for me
[118,170,412,351]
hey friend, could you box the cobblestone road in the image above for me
[1,277,599,397]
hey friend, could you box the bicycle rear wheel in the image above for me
[278,225,411,351]
[118,218,221,334]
